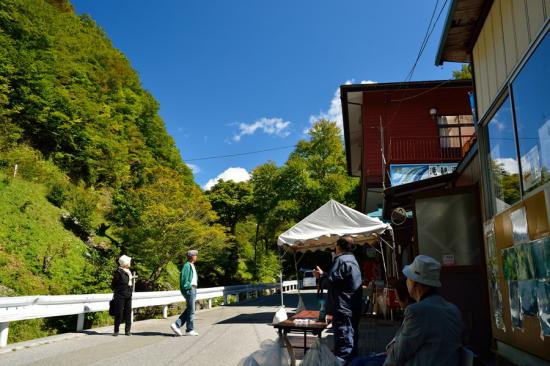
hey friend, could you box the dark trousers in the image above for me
[113,296,132,333]
[333,313,360,364]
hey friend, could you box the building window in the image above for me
[438,115,475,148]
[511,31,549,193]
[486,97,521,213]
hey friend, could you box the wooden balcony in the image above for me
[387,135,476,164]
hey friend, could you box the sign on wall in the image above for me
[389,163,458,186]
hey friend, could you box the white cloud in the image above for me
[308,79,377,134]
[203,167,251,190]
[232,117,291,142]
[187,163,200,174]
[494,158,519,175]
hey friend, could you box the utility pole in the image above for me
[380,116,386,190]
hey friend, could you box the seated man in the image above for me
[384,255,463,366]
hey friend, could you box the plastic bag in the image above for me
[297,295,306,313]
[272,306,288,324]
[237,340,290,366]
[300,338,337,366]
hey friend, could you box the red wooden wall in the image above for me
[362,85,473,187]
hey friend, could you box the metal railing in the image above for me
[388,135,476,163]
[0,280,298,348]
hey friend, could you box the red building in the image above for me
[341,79,474,213]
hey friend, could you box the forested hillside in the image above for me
[0,0,358,344]
[0,0,229,342]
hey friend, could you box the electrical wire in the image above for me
[184,144,296,162]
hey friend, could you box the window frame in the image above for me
[478,25,549,218]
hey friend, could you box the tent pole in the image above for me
[279,248,285,307]
[379,239,389,284]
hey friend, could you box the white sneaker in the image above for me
[170,323,183,336]
[185,330,199,336]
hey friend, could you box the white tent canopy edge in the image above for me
[277,199,393,253]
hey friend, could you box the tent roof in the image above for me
[277,200,392,253]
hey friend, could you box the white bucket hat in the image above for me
[118,255,132,267]
[402,255,441,288]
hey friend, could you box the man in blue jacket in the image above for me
[170,250,199,336]
[315,236,362,365]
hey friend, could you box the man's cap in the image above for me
[187,250,198,257]
[402,255,441,287]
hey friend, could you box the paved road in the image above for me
[0,290,323,366]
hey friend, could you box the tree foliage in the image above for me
[452,64,472,80]
[0,0,192,187]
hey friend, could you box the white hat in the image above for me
[403,255,441,288]
[118,255,132,267]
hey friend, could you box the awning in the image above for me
[277,200,392,253]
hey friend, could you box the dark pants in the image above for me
[113,296,132,334]
[333,313,360,365]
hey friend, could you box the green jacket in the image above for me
[180,262,194,293]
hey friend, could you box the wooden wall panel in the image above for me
[524,191,550,239]
[491,0,508,89]
[474,35,490,117]
[526,0,546,41]
[484,13,498,101]
[513,0,531,56]
[490,193,550,361]
[501,0,519,74]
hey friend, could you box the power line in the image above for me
[388,0,450,125]
[405,0,441,82]
[184,144,296,162]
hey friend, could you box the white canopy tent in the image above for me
[275,200,397,311]
[278,199,393,253]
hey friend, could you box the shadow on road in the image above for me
[81,330,174,337]
[226,291,321,310]
[216,312,274,324]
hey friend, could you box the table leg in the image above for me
[282,333,296,366]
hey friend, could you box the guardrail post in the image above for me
[0,322,9,348]
[223,294,228,305]
[163,305,168,319]
[76,314,85,332]
[208,299,212,309]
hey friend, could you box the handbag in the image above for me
[109,298,115,316]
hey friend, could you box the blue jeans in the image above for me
[175,288,195,332]
[333,314,359,365]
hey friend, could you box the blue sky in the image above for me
[71,0,461,189]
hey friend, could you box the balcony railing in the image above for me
[387,135,476,163]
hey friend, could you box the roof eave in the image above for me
[435,0,460,66]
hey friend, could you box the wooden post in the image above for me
[0,322,9,348]
[163,305,168,319]
[76,314,85,332]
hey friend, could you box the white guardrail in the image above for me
[0,280,298,348]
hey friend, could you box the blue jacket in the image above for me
[384,293,463,366]
[322,252,362,318]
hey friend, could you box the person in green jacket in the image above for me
[170,250,199,336]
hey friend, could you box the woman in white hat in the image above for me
[110,255,134,336]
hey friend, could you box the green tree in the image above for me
[115,167,227,289]
[206,180,253,235]
[452,64,472,80]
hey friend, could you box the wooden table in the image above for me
[272,310,331,365]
